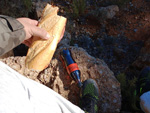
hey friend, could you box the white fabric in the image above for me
[0,61,84,113]
[140,91,150,113]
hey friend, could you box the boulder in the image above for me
[0,46,121,113]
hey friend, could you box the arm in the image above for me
[0,15,50,56]
[0,15,25,56]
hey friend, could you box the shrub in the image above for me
[116,73,141,111]
[23,0,32,12]
[72,0,86,18]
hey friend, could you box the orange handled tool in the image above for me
[60,49,82,88]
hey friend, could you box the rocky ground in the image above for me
[0,0,150,112]
[1,45,121,113]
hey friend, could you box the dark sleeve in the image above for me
[0,15,26,56]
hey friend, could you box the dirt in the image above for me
[106,0,150,41]
[64,0,149,75]
[70,0,150,42]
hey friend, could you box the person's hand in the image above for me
[17,18,50,47]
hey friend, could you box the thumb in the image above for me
[31,26,50,39]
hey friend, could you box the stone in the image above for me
[1,46,121,113]
[134,29,138,32]
[99,5,119,19]
[87,5,119,23]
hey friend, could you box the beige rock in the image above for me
[0,46,121,113]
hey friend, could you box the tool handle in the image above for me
[61,49,75,65]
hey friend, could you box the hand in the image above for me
[17,18,50,47]
[60,27,65,42]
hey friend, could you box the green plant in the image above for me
[116,73,141,111]
[72,0,86,18]
[23,0,32,11]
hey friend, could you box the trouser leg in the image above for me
[0,61,84,113]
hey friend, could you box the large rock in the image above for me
[1,46,121,113]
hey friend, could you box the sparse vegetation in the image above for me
[72,0,86,18]
[116,73,141,112]
[23,0,32,12]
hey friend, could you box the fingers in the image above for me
[29,19,50,39]
[17,18,38,26]
[29,19,38,26]
[60,27,65,40]
[31,26,50,39]
[17,17,50,41]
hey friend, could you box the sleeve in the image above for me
[0,15,26,56]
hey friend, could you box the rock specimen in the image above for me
[1,46,121,113]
